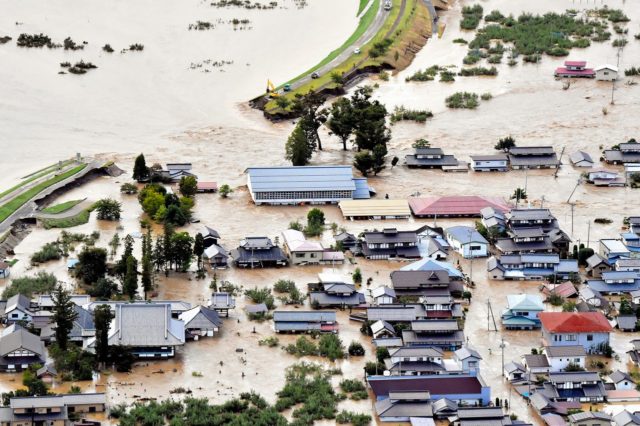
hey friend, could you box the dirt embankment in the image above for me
[255,0,436,121]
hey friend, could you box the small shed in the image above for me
[570,151,594,168]
[617,315,638,332]
[196,181,218,193]
[595,64,618,81]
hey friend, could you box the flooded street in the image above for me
[2,0,640,424]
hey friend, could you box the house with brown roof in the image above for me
[539,312,612,353]
[408,196,510,218]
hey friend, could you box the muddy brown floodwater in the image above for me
[2,0,640,424]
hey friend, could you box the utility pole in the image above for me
[587,220,591,249]
[570,203,575,238]
[500,336,505,377]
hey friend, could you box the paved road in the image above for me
[287,0,388,91]
[0,161,99,234]
[423,0,438,34]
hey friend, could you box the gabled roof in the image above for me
[538,312,612,333]
[506,294,544,311]
[570,150,594,165]
[5,294,32,313]
[179,305,222,328]
[390,346,443,358]
[614,410,640,426]
[568,411,611,422]
[445,226,488,245]
[273,310,336,323]
[548,371,601,383]
[0,328,45,357]
[523,354,550,369]
[200,226,220,239]
[408,196,510,217]
[455,346,482,360]
[246,165,359,192]
[108,304,185,347]
[282,229,323,252]
[371,320,395,336]
[543,345,586,358]
[372,286,396,299]
[204,244,229,259]
[610,370,635,384]
[586,253,610,269]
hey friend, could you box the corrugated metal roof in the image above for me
[247,166,358,192]
[339,200,410,218]
[409,196,509,217]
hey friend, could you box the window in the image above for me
[586,334,593,341]
[566,334,577,341]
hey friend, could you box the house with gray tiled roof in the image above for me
[87,303,185,358]
[2,294,34,324]
[179,305,222,338]
[0,326,45,372]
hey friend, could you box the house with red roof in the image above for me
[408,196,510,218]
[539,312,612,354]
[554,60,595,78]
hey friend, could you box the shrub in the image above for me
[460,4,483,30]
[318,334,345,361]
[284,336,318,357]
[31,242,63,264]
[258,336,280,347]
[369,38,392,58]
[445,92,480,109]
[405,65,442,82]
[244,287,275,310]
[459,66,498,76]
[440,70,456,82]
[340,379,366,393]
[546,294,564,308]
[348,341,365,356]
[390,106,433,123]
[2,272,58,298]
[481,92,493,100]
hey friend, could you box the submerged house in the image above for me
[2,295,34,324]
[508,146,560,169]
[487,254,578,281]
[384,346,446,376]
[163,163,196,181]
[570,151,594,168]
[444,226,489,258]
[554,60,595,78]
[587,169,626,187]
[87,304,185,358]
[409,196,509,218]
[308,272,365,308]
[587,271,640,295]
[604,142,640,165]
[282,229,343,265]
[231,237,288,268]
[367,373,491,406]
[539,312,612,353]
[470,154,509,172]
[586,253,612,278]
[543,345,587,372]
[1,393,106,426]
[405,147,459,169]
[0,326,46,372]
[501,294,544,330]
[547,371,606,402]
[273,311,338,333]
[245,165,371,205]
[401,320,465,350]
[361,228,420,260]
[179,305,222,338]
[339,199,411,220]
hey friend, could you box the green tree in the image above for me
[153,236,165,272]
[76,246,107,285]
[291,90,326,150]
[511,187,528,202]
[141,255,153,299]
[413,138,430,148]
[116,234,135,280]
[94,304,114,364]
[22,367,48,396]
[620,297,635,315]
[495,136,516,152]
[123,255,138,299]
[194,233,205,271]
[179,175,198,198]
[376,347,390,362]
[352,268,363,285]
[94,198,122,220]
[142,190,165,218]
[120,182,138,194]
[133,153,149,181]
[327,97,355,150]
[170,232,194,271]
[219,184,233,198]
[353,150,375,176]
[275,96,290,109]
[372,144,387,175]
[109,233,120,259]
[285,122,314,166]
[164,204,188,226]
[307,208,325,227]
[52,285,79,350]
[88,277,116,299]
[330,72,343,86]
[350,86,390,152]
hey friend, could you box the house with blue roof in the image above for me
[501,294,544,329]
[600,239,631,262]
[444,226,489,258]
[487,254,578,281]
[622,232,640,252]
[245,166,371,205]
[587,270,640,295]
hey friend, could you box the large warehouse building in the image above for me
[246,166,372,205]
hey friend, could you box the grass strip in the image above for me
[42,199,84,214]
[357,0,370,16]
[1,160,74,200]
[41,207,93,229]
[0,165,87,223]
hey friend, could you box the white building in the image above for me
[543,345,587,372]
[445,226,489,258]
[595,64,618,81]
[470,155,509,172]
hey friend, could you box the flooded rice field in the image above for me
[2,0,640,424]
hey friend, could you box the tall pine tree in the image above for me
[132,153,149,181]
[52,286,78,350]
[194,233,205,271]
[123,256,138,299]
[94,304,114,364]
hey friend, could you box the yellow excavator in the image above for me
[266,79,279,97]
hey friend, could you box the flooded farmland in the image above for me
[2,0,640,424]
